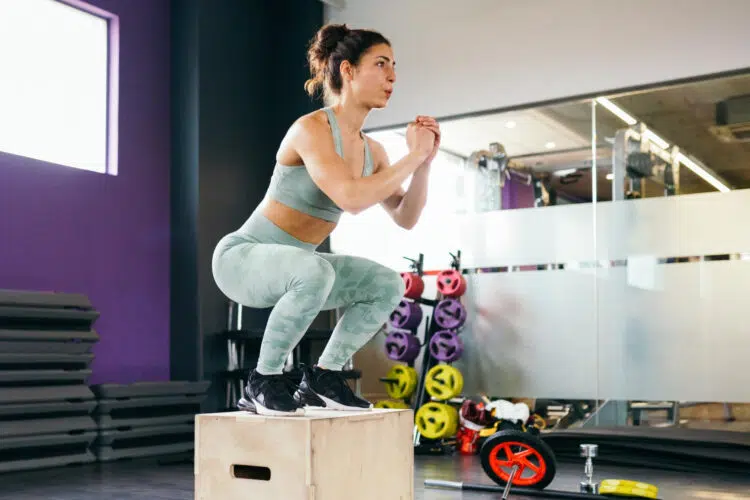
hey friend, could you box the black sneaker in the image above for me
[294,365,372,411]
[237,370,304,416]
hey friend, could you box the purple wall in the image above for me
[0,0,171,384]
[502,178,536,209]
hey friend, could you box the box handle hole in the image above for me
[232,464,271,481]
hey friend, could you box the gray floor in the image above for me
[0,454,748,499]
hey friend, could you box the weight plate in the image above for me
[436,269,467,298]
[433,298,467,330]
[429,330,464,362]
[416,402,459,439]
[374,399,410,409]
[480,429,557,490]
[400,272,424,300]
[424,364,464,400]
[389,300,423,330]
[384,330,422,362]
[600,479,658,498]
[384,365,418,399]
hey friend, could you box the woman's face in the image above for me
[347,43,396,109]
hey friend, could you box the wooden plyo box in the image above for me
[195,408,414,500]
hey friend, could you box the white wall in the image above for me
[325,0,750,130]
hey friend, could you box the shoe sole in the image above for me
[238,397,305,417]
[304,392,373,412]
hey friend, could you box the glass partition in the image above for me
[330,71,750,451]
[589,73,750,433]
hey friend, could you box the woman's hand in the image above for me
[415,115,441,164]
[406,121,436,160]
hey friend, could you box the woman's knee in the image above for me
[293,255,336,293]
[376,267,406,307]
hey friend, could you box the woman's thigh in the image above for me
[212,237,331,308]
[315,252,404,310]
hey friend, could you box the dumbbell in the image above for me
[580,443,598,494]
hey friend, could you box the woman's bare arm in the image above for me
[370,139,430,229]
[289,113,430,214]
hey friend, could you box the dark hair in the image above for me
[305,23,390,99]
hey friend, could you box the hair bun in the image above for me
[316,23,350,59]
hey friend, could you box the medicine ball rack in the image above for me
[380,251,467,456]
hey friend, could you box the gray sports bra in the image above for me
[266,107,374,223]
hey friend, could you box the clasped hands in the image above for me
[406,115,441,166]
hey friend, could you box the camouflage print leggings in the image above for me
[212,212,405,374]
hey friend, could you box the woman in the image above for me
[212,23,440,416]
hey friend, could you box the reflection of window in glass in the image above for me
[0,0,119,175]
[368,130,468,217]
[595,97,731,195]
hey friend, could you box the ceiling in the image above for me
[394,72,750,203]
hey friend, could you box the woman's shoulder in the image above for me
[289,108,331,137]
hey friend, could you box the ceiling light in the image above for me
[505,121,516,129]
[554,168,577,177]
[545,141,556,149]
[595,97,637,125]
[643,129,669,150]
[606,173,613,180]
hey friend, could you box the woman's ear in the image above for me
[339,60,354,82]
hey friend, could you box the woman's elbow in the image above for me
[336,184,369,215]
[396,214,419,230]
[337,195,367,215]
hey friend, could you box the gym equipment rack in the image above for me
[381,252,466,455]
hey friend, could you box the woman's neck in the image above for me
[330,96,370,135]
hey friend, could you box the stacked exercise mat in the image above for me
[0,289,100,473]
[0,289,212,473]
[376,252,469,454]
[90,380,210,462]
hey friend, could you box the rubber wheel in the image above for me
[479,429,557,490]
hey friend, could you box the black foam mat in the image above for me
[0,327,99,343]
[0,400,97,418]
[0,340,95,354]
[1,415,97,437]
[557,442,750,468]
[544,427,750,447]
[90,380,211,399]
[0,368,92,383]
[0,290,93,309]
[0,328,98,354]
[0,430,98,450]
[95,424,195,445]
[553,449,750,476]
[0,305,100,323]
[0,352,94,369]
[95,394,206,412]
[95,413,196,430]
[0,451,96,474]
[0,384,95,404]
[94,442,194,462]
[542,427,750,476]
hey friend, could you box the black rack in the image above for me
[378,252,464,455]
[413,251,463,455]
